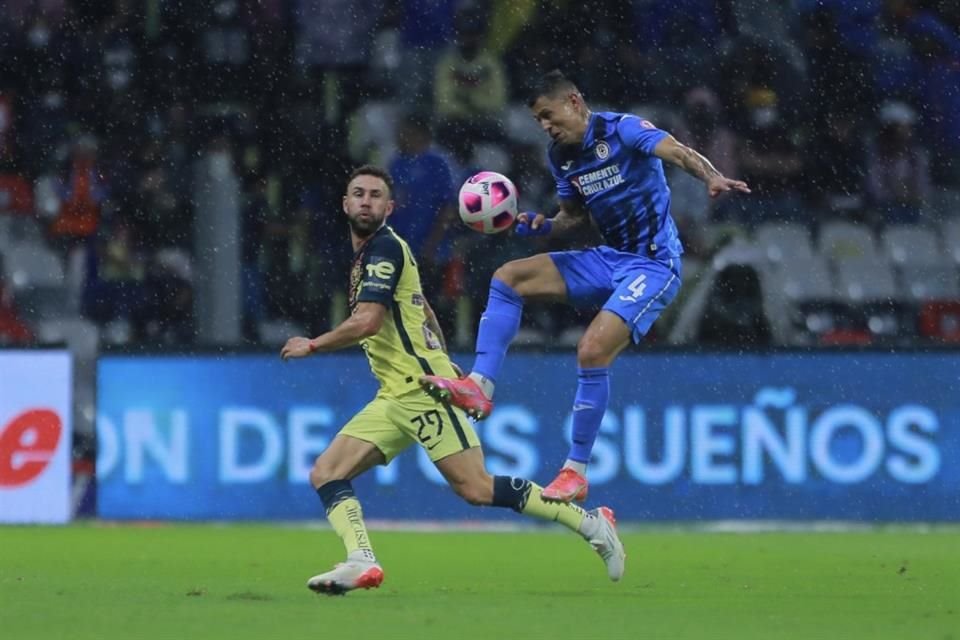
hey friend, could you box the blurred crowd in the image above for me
[0,0,958,348]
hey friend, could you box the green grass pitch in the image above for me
[1,524,957,639]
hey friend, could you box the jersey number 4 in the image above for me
[618,274,648,302]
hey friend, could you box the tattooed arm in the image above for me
[516,197,590,237]
[654,135,751,198]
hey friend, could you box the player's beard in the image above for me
[347,210,385,237]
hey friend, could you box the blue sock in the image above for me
[568,367,610,463]
[472,278,523,382]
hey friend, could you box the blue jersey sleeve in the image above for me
[617,115,669,156]
[357,233,404,307]
[547,146,576,200]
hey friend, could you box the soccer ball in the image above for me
[458,171,518,234]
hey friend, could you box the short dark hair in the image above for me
[527,69,581,106]
[347,164,394,197]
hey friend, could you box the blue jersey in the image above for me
[547,111,683,259]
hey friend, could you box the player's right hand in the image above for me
[281,337,314,360]
[515,211,552,237]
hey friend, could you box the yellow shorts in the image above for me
[340,389,480,463]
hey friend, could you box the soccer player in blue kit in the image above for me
[421,70,751,502]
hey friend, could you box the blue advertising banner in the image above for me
[97,352,960,521]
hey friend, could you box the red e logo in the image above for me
[0,410,63,487]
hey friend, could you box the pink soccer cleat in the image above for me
[419,375,493,420]
[541,468,589,503]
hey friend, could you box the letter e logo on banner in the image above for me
[0,409,63,487]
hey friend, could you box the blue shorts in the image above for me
[549,247,682,343]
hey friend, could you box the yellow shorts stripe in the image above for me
[438,400,470,449]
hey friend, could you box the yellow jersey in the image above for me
[349,225,459,397]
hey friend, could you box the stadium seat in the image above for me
[899,264,960,301]
[881,225,945,267]
[940,218,960,265]
[35,318,100,365]
[818,221,879,265]
[15,287,71,321]
[101,317,133,345]
[786,298,871,345]
[918,300,960,342]
[774,253,835,302]
[861,300,917,341]
[5,214,44,245]
[754,222,816,265]
[833,257,898,303]
[0,216,11,251]
[2,242,65,291]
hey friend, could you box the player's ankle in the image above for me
[577,510,601,539]
[468,372,495,398]
[347,549,378,564]
[562,460,587,475]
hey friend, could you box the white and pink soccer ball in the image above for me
[458,171,518,234]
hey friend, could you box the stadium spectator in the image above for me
[729,88,804,226]
[396,0,459,106]
[433,6,508,161]
[629,0,736,101]
[799,7,877,120]
[387,112,458,329]
[387,114,456,258]
[804,109,868,215]
[140,249,194,344]
[670,87,739,249]
[49,134,108,242]
[81,218,148,335]
[866,101,931,224]
[126,158,185,252]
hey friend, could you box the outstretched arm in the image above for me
[654,135,751,198]
[516,197,590,237]
[281,302,386,359]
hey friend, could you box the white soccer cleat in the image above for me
[306,560,384,595]
[587,506,626,582]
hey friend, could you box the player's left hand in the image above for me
[281,337,314,360]
[707,176,751,198]
[515,211,552,237]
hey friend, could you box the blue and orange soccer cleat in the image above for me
[419,375,493,420]
[307,561,384,596]
[541,468,589,503]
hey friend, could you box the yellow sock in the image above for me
[327,497,376,562]
[520,482,588,532]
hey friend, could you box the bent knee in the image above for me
[309,456,343,488]
[492,261,524,290]
[577,336,615,367]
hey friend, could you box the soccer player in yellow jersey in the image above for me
[281,165,625,595]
